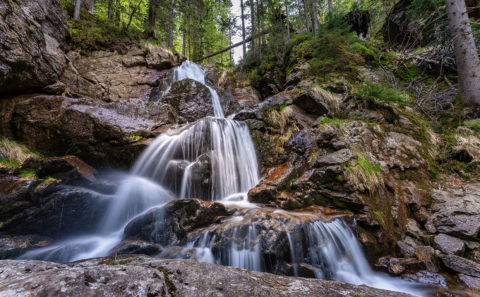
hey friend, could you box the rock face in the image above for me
[0,256,415,297]
[0,94,178,168]
[433,234,465,255]
[62,45,183,102]
[0,0,69,93]
[426,184,480,238]
[162,79,215,122]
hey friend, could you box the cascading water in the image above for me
[19,61,425,296]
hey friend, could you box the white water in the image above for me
[19,61,425,296]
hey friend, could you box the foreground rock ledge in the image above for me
[0,256,414,297]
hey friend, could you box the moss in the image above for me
[464,119,480,132]
[128,133,143,141]
[0,159,20,168]
[356,82,412,108]
[19,169,37,179]
[154,266,177,295]
[347,152,383,193]
[35,176,61,191]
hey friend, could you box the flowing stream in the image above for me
[20,61,425,296]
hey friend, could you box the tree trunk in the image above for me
[146,0,158,37]
[250,0,255,53]
[328,0,333,13]
[182,12,186,56]
[108,0,114,20]
[446,0,480,106]
[310,0,318,35]
[88,0,94,14]
[168,0,174,48]
[240,0,246,58]
[285,0,290,40]
[74,0,82,19]
[303,0,310,32]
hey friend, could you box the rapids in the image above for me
[19,61,426,297]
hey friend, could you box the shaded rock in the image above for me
[109,240,162,256]
[345,9,370,37]
[21,156,98,185]
[0,0,68,93]
[284,130,315,155]
[415,246,437,272]
[0,256,415,297]
[285,64,311,87]
[441,254,480,277]
[42,81,66,95]
[384,132,423,170]
[0,94,178,168]
[0,175,109,237]
[162,79,214,122]
[383,0,428,47]
[292,88,339,116]
[62,45,182,102]
[433,234,465,255]
[314,149,357,167]
[0,234,51,259]
[405,218,424,239]
[317,129,340,147]
[458,274,480,291]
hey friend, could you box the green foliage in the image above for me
[356,82,412,107]
[19,169,37,179]
[464,119,480,132]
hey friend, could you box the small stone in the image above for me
[397,236,417,258]
[433,233,465,255]
[405,219,424,239]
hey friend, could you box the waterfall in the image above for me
[18,61,425,297]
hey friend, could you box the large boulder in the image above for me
[0,0,69,93]
[0,94,178,168]
[0,256,415,297]
[61,45,183,102]
[426,184,480,239]
[161,79,215,122]
[0,174,110,237]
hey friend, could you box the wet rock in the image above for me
[0,256,416,297]
[21,156,98,185]
[0,0,68,93]
[0,94,178,168]
[292,88,339,116]
[427,184,480,239]
[403,270,448,287]
[314,149,357,167]
[124,199,230,246]
[375,257,425,276]
[62,45,182,102]
[0,234,51,259]
[433,234,465,255]
[248,184,278,204]
[109,240,162,256]
[458,274,480,291]
[441,254,480,277]
[0,175,109,237]
[162,79,214,122]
